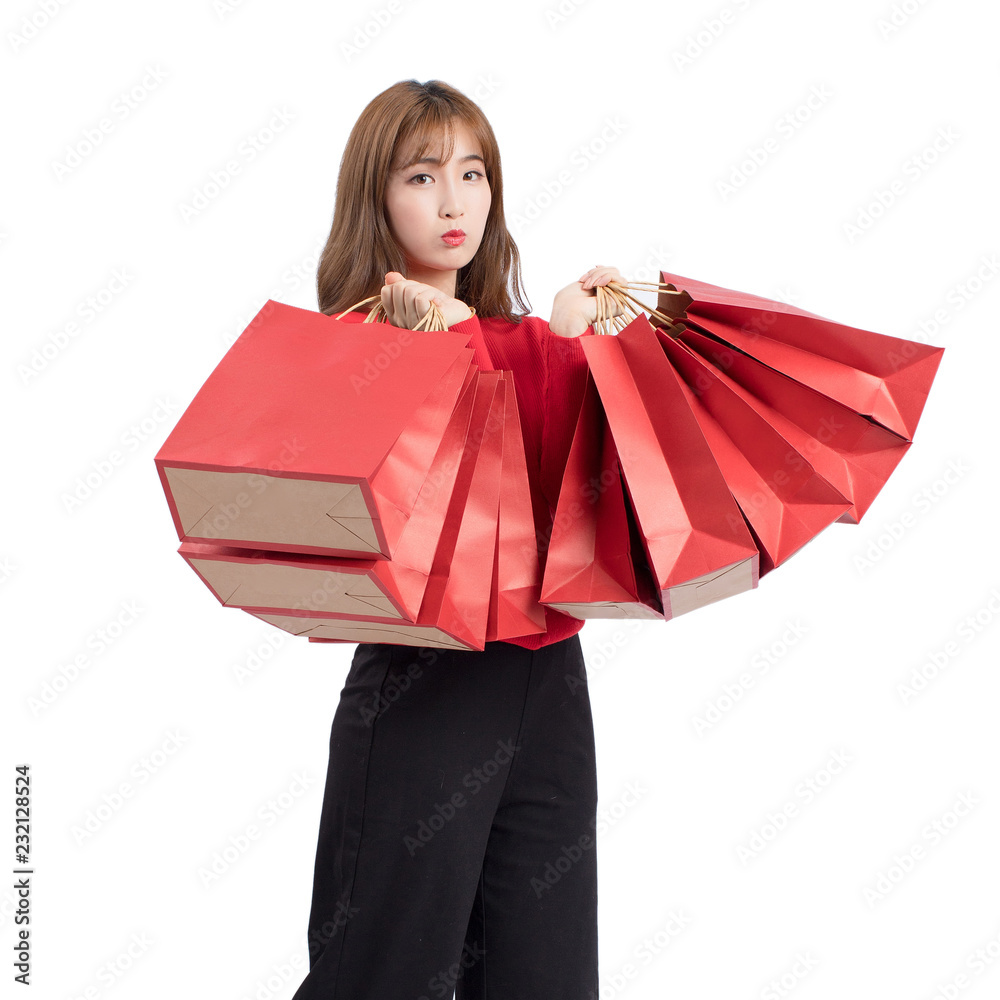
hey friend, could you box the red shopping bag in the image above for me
[155,299,475,559]
[178,365,484,624]
[485,375,547,641]
[675,324,911,525]
[658,330,854,575]
[179,540,413,620]
[656,269,945,440]
[579,315,761,620]
[541,370,663,619]
[276,371,506,650]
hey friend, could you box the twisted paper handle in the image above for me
[592,279,693,337]
[334,294,475,332]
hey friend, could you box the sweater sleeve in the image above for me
[445,313,495,371]
[539,318,595,515]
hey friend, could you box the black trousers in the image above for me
[291,633,599,1000]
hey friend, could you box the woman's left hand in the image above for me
[381,272,474,329]
[550,265,626,337]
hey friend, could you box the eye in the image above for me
[408,170,486,185]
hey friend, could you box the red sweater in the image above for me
[342,309,595,650]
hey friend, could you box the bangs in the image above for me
[390,111,490,180]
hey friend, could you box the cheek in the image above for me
[387,195,428,237]
[478,187,493,218]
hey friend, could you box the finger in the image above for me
[582,266,622,289]
[380,283,394,323]
[387,279,406,326]
[403,283,423,329]
[381,280,394,324]
[398,281,414,328]
[404,286,419,328]
[416,289,435,325]
[414,291,431,326]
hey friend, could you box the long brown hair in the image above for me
[316,79,531,323]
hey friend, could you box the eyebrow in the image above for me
[399,153,485,170]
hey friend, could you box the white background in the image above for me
[3,0,998,997]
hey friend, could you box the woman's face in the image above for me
[383,121,491,286]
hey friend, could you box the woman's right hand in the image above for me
[381,272,474,329]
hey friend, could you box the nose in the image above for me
[439,175,465,220]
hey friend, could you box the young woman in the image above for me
[292,79,625,1000]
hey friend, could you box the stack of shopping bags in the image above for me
[155,299,545,651]
[539,269,946,622]
[156,270,946,649]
